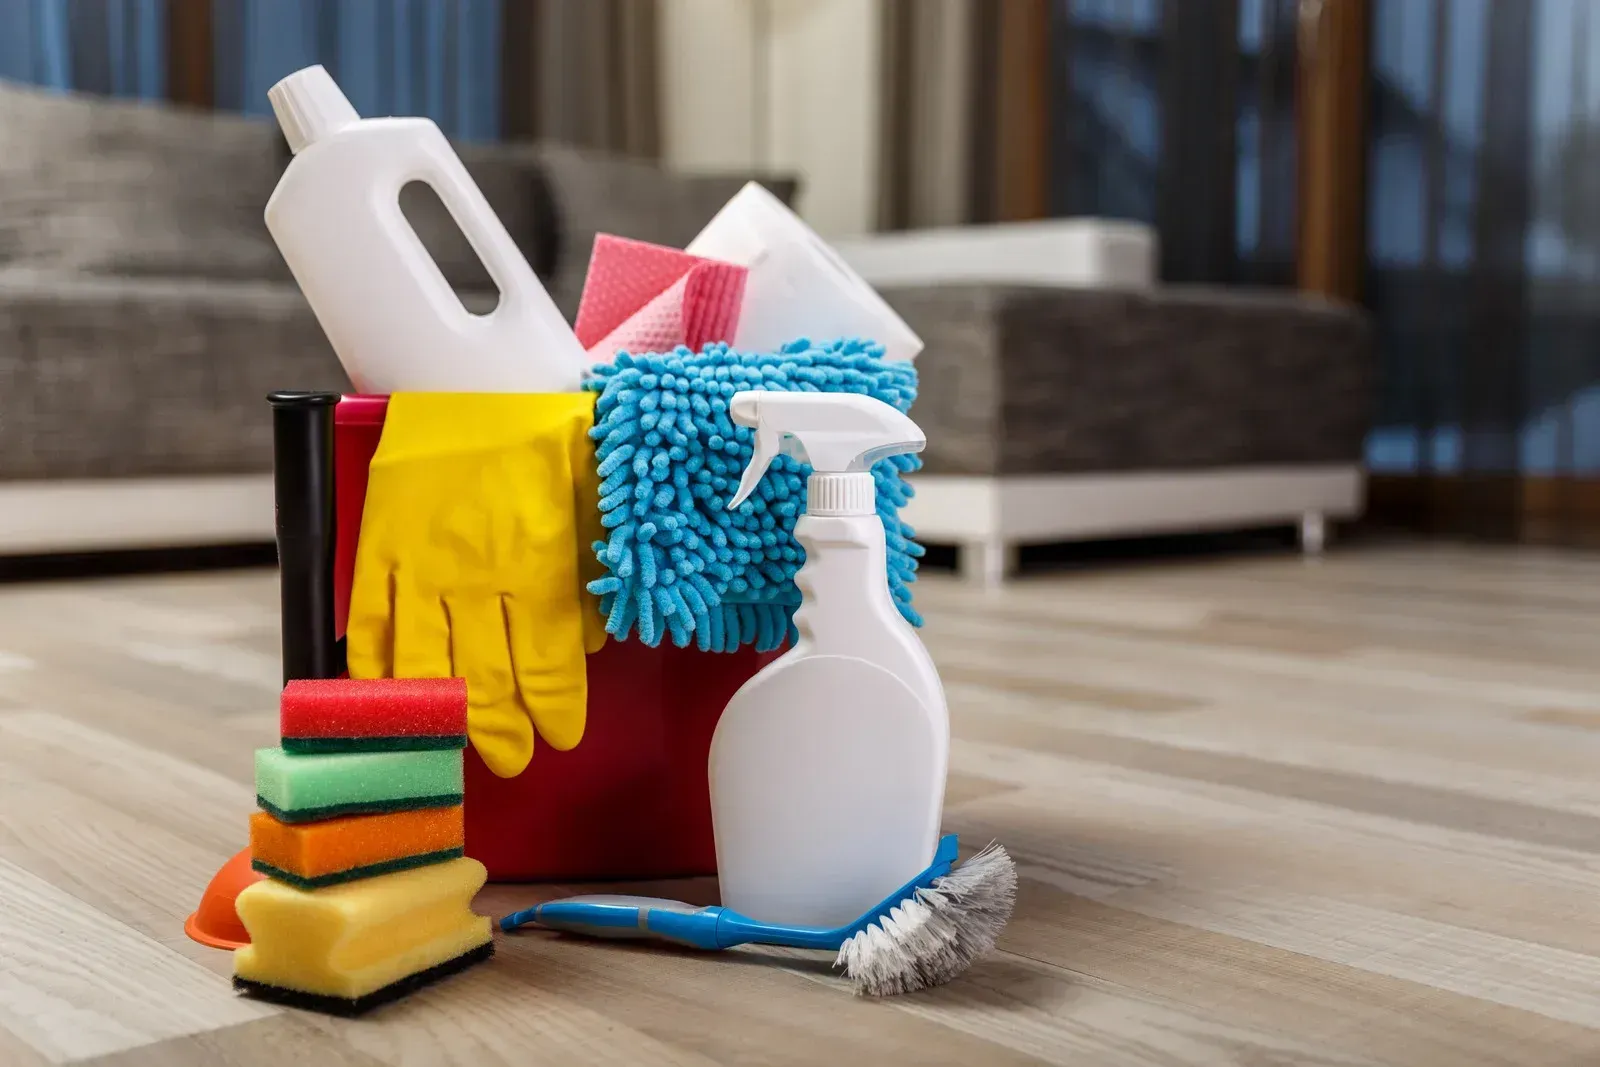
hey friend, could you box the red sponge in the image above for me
[281,678,468,753]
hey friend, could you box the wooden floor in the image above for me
[1,544,1599,1066]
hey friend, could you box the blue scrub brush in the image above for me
[499,835,1016,997]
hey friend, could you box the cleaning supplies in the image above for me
[249,806,466,889]
[584,338,924,652]
[255,746,464,822]
[502,834,1016,996]
[709,391,948,930]
[233,856,493,1015]
[280,677,468,753]
[685,182,924,363]
[264,65,584,394]
[344,392,607,778]
[234,681,491,1015]
[574,235,748,363]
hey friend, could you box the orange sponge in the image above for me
[250,807,465,890]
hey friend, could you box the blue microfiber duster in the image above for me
[585,337,924,652]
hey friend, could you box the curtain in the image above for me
[878,0,1057,229]
[1236,0,1298,285]
[500,0,660,157]
[876,0,1299,286]
[0,0,166,99]
[1051,0,1166,230]
[209,0,503,142]
[1051,0,1299,283]
[877,0,979,230]
[1366,0,1600,542]
[0,0,664,155]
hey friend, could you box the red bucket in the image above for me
[333,396,776,881]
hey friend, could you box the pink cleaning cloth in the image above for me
[575,235,747,362]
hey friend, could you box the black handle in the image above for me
[269,390,344,685]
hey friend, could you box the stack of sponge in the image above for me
[233,678,493,1015]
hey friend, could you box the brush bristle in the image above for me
[834,841,1017,997]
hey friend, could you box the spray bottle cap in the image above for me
[269,65,360,155]
[727,391,925,515]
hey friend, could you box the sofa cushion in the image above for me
[886,283,1374,477]
[0,269,345,480]
[0,80,292,282]
[531,143,798,318]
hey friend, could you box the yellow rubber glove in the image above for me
[346,392,606,778]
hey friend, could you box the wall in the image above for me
[658,0,883,238]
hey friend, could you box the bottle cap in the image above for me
[269,65,360,155]
[806,472,876,517]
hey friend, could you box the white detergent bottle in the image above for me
[263,65,586,394]
[709,391,948,928]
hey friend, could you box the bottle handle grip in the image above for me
[380,135,583,388]
[410,147,537,324]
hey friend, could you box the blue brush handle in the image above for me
[499,895,846,951]
[501,896,726,950]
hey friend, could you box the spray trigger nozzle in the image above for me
[729,421,779,511]
[726,391,925,511]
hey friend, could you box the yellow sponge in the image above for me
[233,856,492,1015]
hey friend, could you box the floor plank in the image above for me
[1004,888,1600,1067]
[0,858,272,1063]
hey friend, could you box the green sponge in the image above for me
[255,747,463,823]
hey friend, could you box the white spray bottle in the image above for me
[708,391,948,929]
[264,65,586,394]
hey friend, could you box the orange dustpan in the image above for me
[185,846,265,949]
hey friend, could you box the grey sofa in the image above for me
[0,80,1372,571]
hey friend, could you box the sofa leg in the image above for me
[1299,512,1328,556]
[961,538,1016,589]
